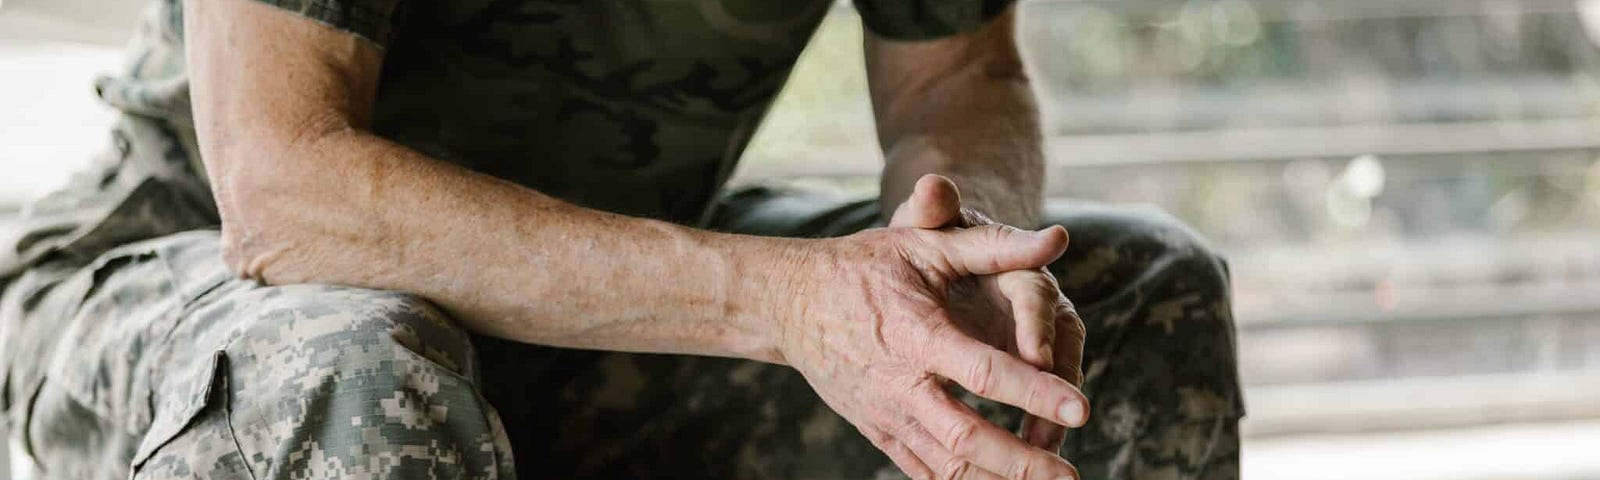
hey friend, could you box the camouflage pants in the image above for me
[0,123,1241,480]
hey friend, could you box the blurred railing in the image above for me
[734,0,1600,438]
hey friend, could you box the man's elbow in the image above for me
[203,105,389,283]
[219,223,272,282]
[215,172,298,283]
[208,139,329,284]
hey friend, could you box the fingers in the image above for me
[1031,290,1088,450]
[996,269,1066,449]
[1031,297,1087,450]
[1020,413,1068,451]
[997,270,1059,373]
[891,174,963,229]
[930,225,1069,277]
[912,384,1080,480]
[896,420,1006,480]
[1052,301,1087,387]
[923,321,1089,429]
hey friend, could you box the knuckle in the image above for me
[903,228,941,249]
[1034,277,1061,299]
[943,458,974,480]
[1055,295,1077,314]
[887,410,922,438]
[917,321,953,364]
[861,425,895,446]
[1023,374,1051,412]
[873,229,921,257]
[965,354,996,396]
[944,418,980,454]
[1024,270,1058,291]
[983,224,1009,244]
[1007,458,1038,480]
[898,229,951,275]
[1056,303,1085,337]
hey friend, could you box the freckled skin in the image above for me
[181,0,1084,477]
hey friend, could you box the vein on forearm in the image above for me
[222,128,792,363]
[185,0,797,367]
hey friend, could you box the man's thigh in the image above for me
[0,231,512,478]
[1039,203,1244,479]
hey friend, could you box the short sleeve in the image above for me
[252,0,404,46]
[852,0,1015,41]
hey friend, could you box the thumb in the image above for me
[930,224,1069,277]
[890,174,962,229]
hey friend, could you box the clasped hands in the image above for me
[774,175,1086,480]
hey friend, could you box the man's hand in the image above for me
[891,175,1087,452]
[777,216,1087,480]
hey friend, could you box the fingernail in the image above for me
[1035,225,1068,242]
[1055,476,1075,480]
[1058,399,1085,426]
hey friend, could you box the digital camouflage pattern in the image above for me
[0,0,1242,478]
[2,233,512,479]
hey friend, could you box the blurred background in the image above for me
[4,0,1600,478]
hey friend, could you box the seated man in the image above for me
[0,0,1242,477]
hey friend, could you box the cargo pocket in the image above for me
[2,242,174,474]
[129,350,251,479]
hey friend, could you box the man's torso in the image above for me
[366,0,833,221]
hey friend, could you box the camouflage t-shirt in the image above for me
[0,0,1010,286]
[244,0,1012,222]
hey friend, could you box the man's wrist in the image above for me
[721,235,823,366]
[879,156,1043,228]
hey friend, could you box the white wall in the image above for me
[0,0,140,207]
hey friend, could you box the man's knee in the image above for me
[228,285,477,378]
[1042,207,1243,471]
[212,284,511,477]
[1045,206,1243,414]
[1044,204,1230,304]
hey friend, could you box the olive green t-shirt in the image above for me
[248,0,1012,222]
[0,0,1011,283]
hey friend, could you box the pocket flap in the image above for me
[130,350,226,470]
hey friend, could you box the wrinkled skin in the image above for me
[776,180,1089,480]
[890,175,1087,454]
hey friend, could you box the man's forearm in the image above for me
[878,81,1045,228]
[868,8,1045,228]
[185,0,797,363]
[217,129,798,363]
